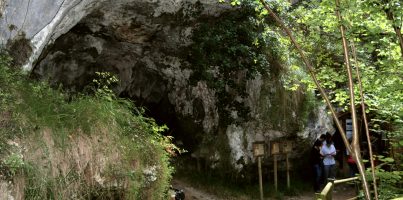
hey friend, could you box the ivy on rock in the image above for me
[188,4,282,124]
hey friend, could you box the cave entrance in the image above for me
[119,91,203,154]
[30,0,208,155]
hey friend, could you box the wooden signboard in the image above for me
[253,142,265,157]
[271,142,280,155]
[282,141,293,153]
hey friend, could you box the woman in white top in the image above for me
[320,135,336,182]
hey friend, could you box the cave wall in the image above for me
[31,0,226,148]
[0,0,335,173]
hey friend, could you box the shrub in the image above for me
[0,52,174,199]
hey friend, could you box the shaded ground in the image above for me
[172,179,222,200]
[285,184,358,200]
[172,179,358,200]
[172,179,248,200]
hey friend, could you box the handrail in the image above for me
[316,181,334,200]
[315,177,360,200]
[334,177,359,184]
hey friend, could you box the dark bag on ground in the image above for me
[174,188,185,200]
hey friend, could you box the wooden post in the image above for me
[319,182,334,200]
[253,141,265,200]
[258,156,264,200]
[274,154,278,191]
[196,157,201,172]
[286,153,290,189]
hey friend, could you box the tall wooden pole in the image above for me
[258,0,352,154]
[286,153,290,189]
[274,154,278,192]
[258,157,264,200]
[351,42,379,199]
[335,0,371,199]
[257,0,371,198]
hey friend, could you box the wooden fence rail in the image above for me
[315,177,359,200]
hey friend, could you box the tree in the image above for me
[220,0,403,199]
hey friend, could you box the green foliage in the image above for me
[188,4,284,124]
[2,152,25,177]
[0,53,174,199]
[219,0,403,198]
[364,154,403,199]
[222,0,403,129]
[289,0,403,197]
[290,0,402,120]
[92,71,119,99]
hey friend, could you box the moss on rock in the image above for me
[6,33,32,68]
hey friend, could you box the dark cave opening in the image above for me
[119,91,203,153]
[30,10,206,155]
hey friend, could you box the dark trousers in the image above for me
[313,164,322,192]
[324,164,335,182]
[348,163,358,177]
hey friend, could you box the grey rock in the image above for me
[1,0,334,173]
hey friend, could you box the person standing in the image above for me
[311,139,323,192]
[347,154,358,177]
[315,134,326,145]
[320,134,337,183]
[346,139,358,177]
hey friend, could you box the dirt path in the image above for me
[284,184,357,200]
[172,179,357,200]
[171,179,224,200]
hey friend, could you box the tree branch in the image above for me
[351,41,379,199]
[257,0,352,154]
[383,2,403,59]
[335,0,371,199]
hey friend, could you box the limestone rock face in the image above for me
[0,0,334,172]
[0,0,107,71]
[31,0,226,138]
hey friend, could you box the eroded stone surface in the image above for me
[32,0,225,138]
[1,0,334,173]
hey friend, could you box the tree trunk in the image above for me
[335,0,371,199]
[384,3,403,58]
[258,0,352,154]
[256,0,373,198]
[351,41,379,199]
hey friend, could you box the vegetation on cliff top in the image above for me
[0,52,174,199]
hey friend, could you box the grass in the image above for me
[0,52,174,199]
